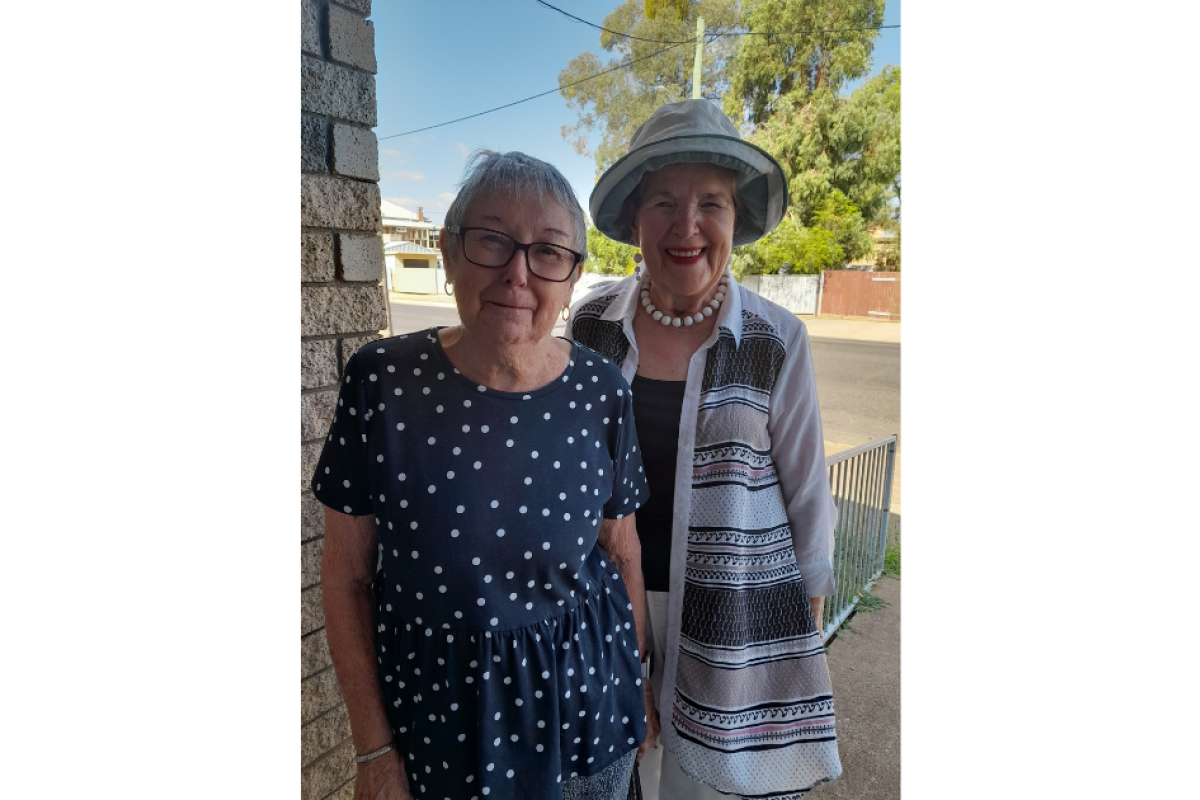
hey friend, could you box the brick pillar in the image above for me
[300,1,386,798]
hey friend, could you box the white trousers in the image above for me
[640,591,731,800]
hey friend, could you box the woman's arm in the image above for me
[321,508,411,799]
[766,320,839,620]
[596,513,660,758]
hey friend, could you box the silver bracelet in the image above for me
[355,743,395,764]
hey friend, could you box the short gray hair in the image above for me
[445,150,588,264]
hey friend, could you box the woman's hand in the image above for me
[637,684,661,761]
[353,750,412,800]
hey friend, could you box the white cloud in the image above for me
[388,171,425,181]
[455,143,469,158]
[438,192,457,204]
[381,148,404,158]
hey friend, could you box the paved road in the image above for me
[388,301,461,334]
[388,300,901,453]
[808,339,900,451]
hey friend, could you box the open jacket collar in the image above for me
[598,265,744,350]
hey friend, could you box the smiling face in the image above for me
[630,162,737,304]
[440,189,580,349]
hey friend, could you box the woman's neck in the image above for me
[644,271,726,317]
[439,326,569,392]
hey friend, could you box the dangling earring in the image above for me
[443,281,454,296]
[633,251,642,279]
[561,305,571,322]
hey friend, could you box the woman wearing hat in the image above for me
[567,100,842,799]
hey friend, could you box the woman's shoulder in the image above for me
[572,341,630,387]
[346,327,440,372]
[571,274,634,315]
[735,283,809,345]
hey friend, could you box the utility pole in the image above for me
[692,16,704,99]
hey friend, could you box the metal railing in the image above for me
[821,435,898,641]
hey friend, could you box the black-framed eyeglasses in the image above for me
[449,225,582,283]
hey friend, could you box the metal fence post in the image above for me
[822,435,898,641]
[877,437,897,573]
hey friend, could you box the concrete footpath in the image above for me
[813,575,901,800]
[802,316,900,345]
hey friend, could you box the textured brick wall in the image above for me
[300,1,386,798]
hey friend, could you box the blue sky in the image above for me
[372,0,900,224]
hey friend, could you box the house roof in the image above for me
[386,220,441,230]
[380,199,420,221]
[380,199,441,229]
[384,241,442,256]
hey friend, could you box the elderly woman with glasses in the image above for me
[567,101,842,800]
[314,151,656,800]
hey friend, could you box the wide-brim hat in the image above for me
[589,99,788,247]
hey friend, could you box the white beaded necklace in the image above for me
[639,277,728,328]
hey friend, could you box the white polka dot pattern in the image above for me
[310,330,648,798]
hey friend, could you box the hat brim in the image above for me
[589,133,788,247]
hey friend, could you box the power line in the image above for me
[714,25,900,36]
[378,6,900,141]
[378,39,693,140]
[535,1,898,41]
[534,1,693,44]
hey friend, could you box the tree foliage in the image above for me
[733,215,841,278]
[733,189,873,276]
[747,66,900,227]
[559,0,900,274]
[724,0,886,125]
[585,226,639,275]
[558,0,739,177]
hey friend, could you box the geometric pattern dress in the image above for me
[569,275,841,800]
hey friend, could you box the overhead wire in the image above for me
[534,0,694,43]
[378,4,899,140]
[379,38,694,140]
[535,1,898,40]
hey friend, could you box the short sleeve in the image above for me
[602,380,648,519]
[311,353,375,517]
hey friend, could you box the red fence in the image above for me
[819,271,901,321]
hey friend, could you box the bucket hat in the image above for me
[589,99,788,247]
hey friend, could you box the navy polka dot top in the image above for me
[312,328,649,799]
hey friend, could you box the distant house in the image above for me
[867,227,899,270]
[381,199,440,249]
[847,228,900,271]
[384,239,444,294]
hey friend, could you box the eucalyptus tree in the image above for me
[557,0,740,177]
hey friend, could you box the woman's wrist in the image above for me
[355,741,396,763]
[357,746,402,771]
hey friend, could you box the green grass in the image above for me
[856,590,887,612]
[883,536,901,577]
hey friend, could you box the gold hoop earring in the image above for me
[443,281,453,296]
[561,305,570,322]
